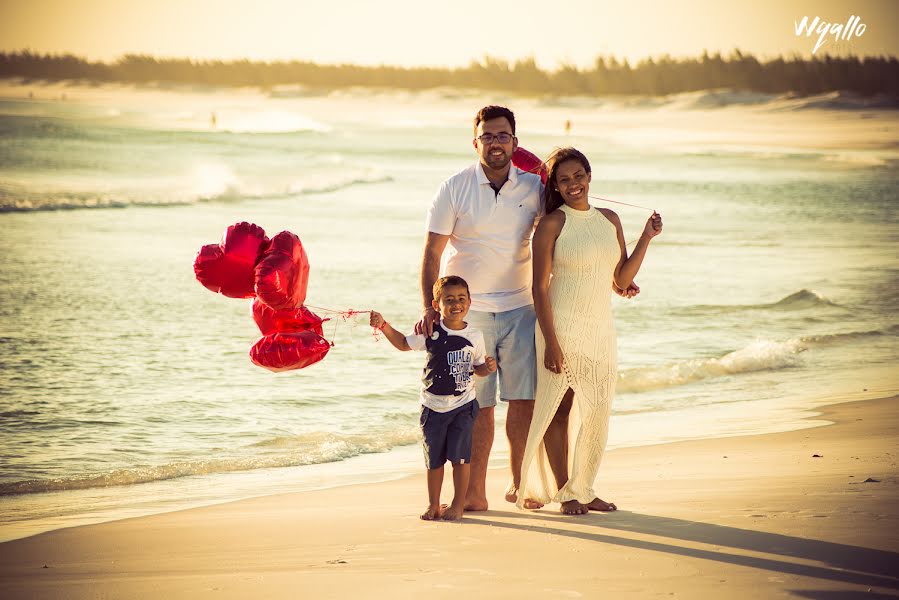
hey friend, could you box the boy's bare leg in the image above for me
[422,466,444,521]
[442,462,470,521]
[504,400,534,504]
[464,407,493,511]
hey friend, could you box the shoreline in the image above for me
[0,382,892,545]
[1,394,897,598]
[0,382,893,542]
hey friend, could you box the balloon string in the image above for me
[304,305,381,342]
[588,195,655,212]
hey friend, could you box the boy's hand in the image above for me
[369,311,386,330]
[484,356,497,373]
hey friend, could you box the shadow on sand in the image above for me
[464,509,899,590]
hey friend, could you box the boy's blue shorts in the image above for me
[420,400,479,470]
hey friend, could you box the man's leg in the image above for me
[465,406,493,511]
[504,399,534,502]
[464,310,497,512]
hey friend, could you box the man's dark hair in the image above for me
[433,275,471,301]
[473,105,516,136]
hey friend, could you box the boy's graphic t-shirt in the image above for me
[405,321,487,412]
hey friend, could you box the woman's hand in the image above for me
[642,211,663,239]
[613,281,640,298]
[544,342,565,374]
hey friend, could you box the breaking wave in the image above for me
[618,325,896,393]
[675,289,840,316]
[0,429,419,496]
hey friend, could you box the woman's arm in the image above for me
[604,210,663,289]
[532,212,566,374]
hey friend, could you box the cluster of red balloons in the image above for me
[193,222,330,372]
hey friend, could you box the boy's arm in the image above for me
[474,356,496,377]
[370,311,412,351]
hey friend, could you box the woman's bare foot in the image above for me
[586,498,617,512]
[504,483,518,504]
[506,483,544,509]
[420,504,445,521]
[560,500,588,515]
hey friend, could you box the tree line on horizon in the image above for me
[1,50,896,97]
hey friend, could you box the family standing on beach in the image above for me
[370,105,663,520]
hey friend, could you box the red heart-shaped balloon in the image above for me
[251,299,325,336]
[254,231,310,310]
[249,331,330,372]
[512,146,547,184]
[194,222,270,298]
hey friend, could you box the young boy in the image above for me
[370,275,496,521]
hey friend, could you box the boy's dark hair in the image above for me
[474,105,516,136]
[433,275,470,302]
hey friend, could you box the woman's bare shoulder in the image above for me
[597,207,621,227]
[537,209,566,234]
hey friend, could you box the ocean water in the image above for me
[0,82,897,541]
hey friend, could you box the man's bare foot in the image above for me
[560,500,588,515]
[420,504,444,521]
[586,498,617,512]
[442,504,464,521]
[522,498,544,509]
[464,498,488,511]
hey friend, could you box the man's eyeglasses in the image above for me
[476,133,514,145]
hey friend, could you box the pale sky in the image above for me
[1,0,896,68]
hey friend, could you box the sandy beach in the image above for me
[1,395,896,599]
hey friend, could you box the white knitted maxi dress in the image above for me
[517,204,619,506]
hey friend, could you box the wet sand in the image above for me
[1,395,897,599]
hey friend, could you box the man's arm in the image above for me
[415,232,450,335]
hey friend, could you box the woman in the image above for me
[517,148,662,515]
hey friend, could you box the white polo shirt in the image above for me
[426,162,543,312]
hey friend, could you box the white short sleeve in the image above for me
[425,179,457,235]
[405,333,426,351]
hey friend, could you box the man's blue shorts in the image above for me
[465,304,537,408]
[420,400,479,470]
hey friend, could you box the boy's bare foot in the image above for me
[560,500,588,515]
[586,498,617,512]
[442,504,464,521]
[420,504,445,521]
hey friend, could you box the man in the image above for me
[417,106,638,510]
[416,105,541,510]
